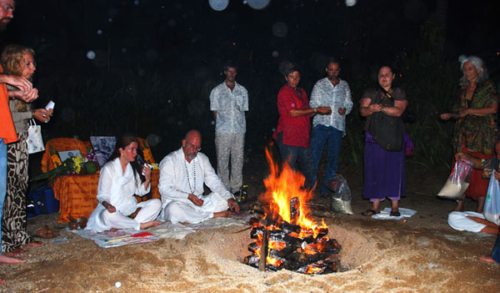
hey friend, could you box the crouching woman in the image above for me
[448,141,500,235]
[86,135,161,232]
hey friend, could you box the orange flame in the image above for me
[260,148,320,229]
[253,148,331,273]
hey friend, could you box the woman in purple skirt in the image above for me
[359,66,408,217]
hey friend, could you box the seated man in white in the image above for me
[86,135,162,232]
[158,130,240,224]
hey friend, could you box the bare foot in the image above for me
[213,211,232,218]
[140,221,161,230]
[4,248,28,257]
[0,254,26,264]
[479,255,497,263]
[24,241,44,248]
[109,228,119,232]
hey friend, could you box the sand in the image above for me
[1,155,500,293]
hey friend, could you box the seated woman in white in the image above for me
[86,135,161,232]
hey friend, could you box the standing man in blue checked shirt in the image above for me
[210,61,249,195]
[309,58,353,197]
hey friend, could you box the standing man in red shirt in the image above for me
[273,63,331,188]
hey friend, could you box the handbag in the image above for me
[484,170,500,226]
[27,119,45,154]
[404,133,415,157]
[368,90,405,151]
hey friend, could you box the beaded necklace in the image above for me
[184,159,196,194]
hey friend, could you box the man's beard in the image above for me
[0,19,11,31]
[186,152,197,160]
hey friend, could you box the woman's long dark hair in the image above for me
[108,134,145,184]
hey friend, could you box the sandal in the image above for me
[34,225,59,238]
[390,210,401,217]
[361,209,379,216]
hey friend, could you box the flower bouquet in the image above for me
[31,155,98,182]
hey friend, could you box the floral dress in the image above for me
[452,80,499,155]
[452,80,499,200]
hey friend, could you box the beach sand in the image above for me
[1,153,499,292]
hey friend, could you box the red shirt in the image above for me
[273,85,311,148]
[0,64,17,144]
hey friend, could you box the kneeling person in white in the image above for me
[158,130,240,224]
[86,135,161,232]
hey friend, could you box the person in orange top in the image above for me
[0,0,38,275]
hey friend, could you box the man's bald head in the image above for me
[182,130,202,162]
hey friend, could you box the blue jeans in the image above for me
[310,125,343,195]
[0,139,7,253]
[276,132,314,190]
[492,232,500,263]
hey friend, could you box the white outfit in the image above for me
[158,148,234,224]
[86,158,161,232]
[210,81,249,192]
[448,211,491,233]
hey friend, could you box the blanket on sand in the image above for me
[71,215,249,248]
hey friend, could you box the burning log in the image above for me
[244,255,259,266]
[248,242,259,253]
[259,228,269,272]
[277,221,301,234]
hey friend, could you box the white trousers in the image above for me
[100,199,162,230]
[162,192,229,224]
[215,132,245,193]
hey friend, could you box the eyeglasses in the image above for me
[187,144,201,151]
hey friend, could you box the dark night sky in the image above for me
[3,0,499,79]
[1,0,499,156]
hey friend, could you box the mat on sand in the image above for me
[71,215,249,248]
[371,207,417,220]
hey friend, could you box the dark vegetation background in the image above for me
[2,0,499,173]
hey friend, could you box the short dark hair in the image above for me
[223,60,238,71]
[283,62,300,76]
[327,57,339,67]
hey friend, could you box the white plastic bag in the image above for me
[326,174,353,214]
[484,170,500,226]
[26,119,45,154]
[438,159,473,199]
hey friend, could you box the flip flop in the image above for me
[390,210,401,217]
[361,209,379,216]
[33,225,59,238]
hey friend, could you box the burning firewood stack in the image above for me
[243,150,342,274]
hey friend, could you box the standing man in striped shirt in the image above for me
[210,61,249,195]
[310,58,353,197]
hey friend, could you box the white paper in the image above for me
[45,100,55,110]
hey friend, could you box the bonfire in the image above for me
[244,149,341,274]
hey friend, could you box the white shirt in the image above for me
[309,78,353,136]
[86,158,150,232]
[158,148,234,210]
[210,81,249,134]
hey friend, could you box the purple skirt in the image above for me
[363,131,406,200]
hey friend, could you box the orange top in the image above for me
[0,64,17,144]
